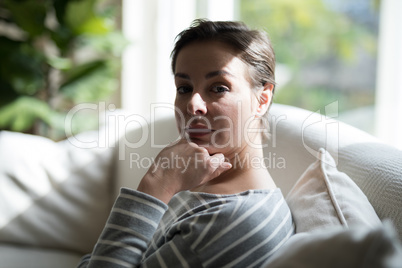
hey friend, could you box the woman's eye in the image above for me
[211,85,229,94]
[177,86,192,94]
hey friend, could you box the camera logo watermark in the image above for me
[301,101,339,166]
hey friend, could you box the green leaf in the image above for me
[53,0,70,25]
[47,56,72,70]
[50,25,74,52]
[65,0,96,34]
[0,97,52,131]
[61,59,106,88]
[0,39,45,95]
[0,36,23,58]
[80,31,129,56]
[4,0,48,37]
[61,61,117,102]
[79,16,111,35]
[0,79,19,107]
[0,0,124,138]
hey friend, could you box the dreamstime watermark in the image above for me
[64,100,339,165]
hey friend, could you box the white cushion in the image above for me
[265,104,402,237]
[265,103,379,195]
[338,142,402,238]
[0,131,114,254]
[286,148,381,232]
[0,244,81,268]
[263,221,402,268]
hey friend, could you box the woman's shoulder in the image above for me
[166,188,294,262]
[170,188,289,225]
[181,188,285,208]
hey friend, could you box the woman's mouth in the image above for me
[185,125,214,138]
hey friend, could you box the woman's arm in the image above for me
[77,139,232,267]
[77,188,168,267]
[78,188,294,267]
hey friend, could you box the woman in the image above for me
[78,19,294,268]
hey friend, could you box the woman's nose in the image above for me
[187,93,207,115]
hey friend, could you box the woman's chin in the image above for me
[188,139,217,155]
[199,144,227,156]
[184,136,229,155]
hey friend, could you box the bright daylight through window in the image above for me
[239,0,380,134]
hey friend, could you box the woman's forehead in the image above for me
[175,41,247,77]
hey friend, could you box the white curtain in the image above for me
[375,0,402,149]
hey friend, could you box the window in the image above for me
[238,0,380,135]
[375,0,402,149]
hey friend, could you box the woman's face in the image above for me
[174,41,266,157]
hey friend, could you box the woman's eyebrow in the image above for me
[205,70,234,79]
[174,73,190,79]
[174,70,234,80]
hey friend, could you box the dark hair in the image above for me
[171,19,276,91]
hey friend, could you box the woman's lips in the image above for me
[185,125,214,137]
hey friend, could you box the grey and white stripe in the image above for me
[78,187,294,268]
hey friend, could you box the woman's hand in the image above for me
[137,139,232,204]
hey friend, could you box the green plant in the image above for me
[0,0,126,140]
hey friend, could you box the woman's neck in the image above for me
[192,147,276,195]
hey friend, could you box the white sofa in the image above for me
[1,103,401,267]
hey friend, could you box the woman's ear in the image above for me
[255,83,274,117]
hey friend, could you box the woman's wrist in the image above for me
[137,172,176,204]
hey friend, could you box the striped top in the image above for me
[78,187,294,268]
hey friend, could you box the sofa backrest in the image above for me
[114,103,402,237]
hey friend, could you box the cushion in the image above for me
[0,244,82,268]
[263,221,402,268]
[0,130,114,254]
[286,148,381,233]
[338,142,402,238]
[265,103,379,196]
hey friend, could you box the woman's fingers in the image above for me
[141,139,232,200]
[205,153,232,182]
